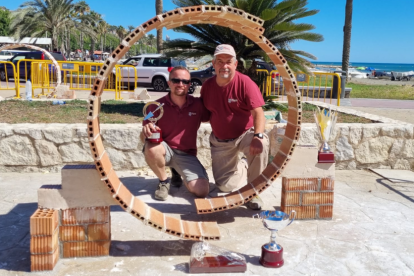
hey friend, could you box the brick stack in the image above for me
[281,177,334,219]
[30,209,59,271]
[59,206,111,258]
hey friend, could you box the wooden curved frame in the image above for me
[87,5,302,240]
[0,43,62,86]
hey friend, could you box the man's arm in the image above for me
[250,106,265,155]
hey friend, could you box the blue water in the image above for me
[313,62,414,73]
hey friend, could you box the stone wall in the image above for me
[0,122,413,172]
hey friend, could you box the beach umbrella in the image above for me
[366,67,375,71]
[356,66,365,70]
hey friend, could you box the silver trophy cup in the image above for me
[255,210,296,267]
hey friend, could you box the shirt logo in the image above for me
[188,112,197,116]
[228,98,238,103]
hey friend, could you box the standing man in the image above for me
[201,44,269,210]
[141,66,210,201]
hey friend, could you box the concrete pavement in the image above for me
[1,169,414,275]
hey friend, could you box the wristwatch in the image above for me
[253,133,263,139]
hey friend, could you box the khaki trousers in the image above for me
[210,128,269,192]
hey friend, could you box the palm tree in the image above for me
[165,0,323,72]
[116,25,127,41]
[147,34,156,53]
[155,0,163,53]
[341,0,353,81]
[97,20,109,54]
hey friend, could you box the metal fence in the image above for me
[0,61,19,98]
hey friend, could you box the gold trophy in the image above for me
[314,107,337,163]
[143,101,164,144]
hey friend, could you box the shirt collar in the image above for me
[165,93,194,108]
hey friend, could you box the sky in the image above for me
[3,0,414,64]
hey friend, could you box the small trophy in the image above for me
[254,210,296,268]
[143,101,164,144]
[314,107,337,163]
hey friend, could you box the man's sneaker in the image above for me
[246,196,263,210]
[154,181,170,201]
[170,168,183,187]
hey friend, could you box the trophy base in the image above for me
[259,245,284,268]
[189,256,247,273]
[146,130,163,144]
[318,151,335,163]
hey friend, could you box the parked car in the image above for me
[189,61,278,93]
[0,51,66,81]
[116,54,187,91]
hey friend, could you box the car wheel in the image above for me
[0,70,6,81]
[152,77,167,92]
[189,79,202,94]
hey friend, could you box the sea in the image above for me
[312,62,414,73]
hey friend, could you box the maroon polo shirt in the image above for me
[200,71,265,140]
[143,94,210,156]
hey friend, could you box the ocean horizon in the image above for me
[312,62,414,73]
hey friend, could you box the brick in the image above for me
[87,223,110,241]
[288,107,301,126]
[239,183,257,203]
[282,177,318,191]
[195,198,213,214]
[94,151,113,178]
[284,123,300,141]
[130,197,147,219]
[87,116,100,138]
[279,137,294,157]
[272,151,288,169]
[210,197,228,212]
[30,209,58,236]
[165,216,183,238]
[31,247,59,271]
[319,205,333,219]
[282,206,316,220]
[112,183,133,210]
[60,225,86,241]
[302,192,334,205]
[87,96,101,119]
[224,192,245,208]
[30,228,59,254]
[102,169,122,193]
[90,78,107,97]
[62,241,110,258]
[89,134,105,160]
[281,191,300,206]
[182,221,202,240]
[61,206,110,225]
[147,207,164,231]
[199,221,220,241]
[321,178,335,191]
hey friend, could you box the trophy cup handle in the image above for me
[287,210,296,227]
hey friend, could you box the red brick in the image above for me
[30,209,58,236]
[195,198,213,214]
[165,216,183,238]
[30,228,59,254]
[31,247,59,271]
[321,178,335,191]
[60,206,110,225]
[302,192,334,205]
[285,123,301,141]
[281,191,300,206]
[199,221,221,241]
[182,221,202,240]
[147,207,164,231]
[282,177,318,191]
[89,134,105,160]
[87,223,110,241]
[210,197,228,212]
[224,193,244,209]
[62,241,110,258]
[319,205,333,219]
[60,225,86,241]
[87,117,100,139]
[90,78,107,97]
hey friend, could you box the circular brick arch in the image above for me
[0,43,61,85]
[87,5,302,240]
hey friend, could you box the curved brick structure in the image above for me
[0,43,62,85]
[88,5,301,239]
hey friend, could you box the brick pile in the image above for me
[281,177,334,219]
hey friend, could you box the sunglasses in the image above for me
[171,78,191,85]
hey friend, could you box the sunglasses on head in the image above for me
[171,78,191,85]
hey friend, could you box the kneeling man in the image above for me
[140,66,210,201]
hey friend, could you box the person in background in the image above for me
[140,66,210,201]
[200,44,269,210]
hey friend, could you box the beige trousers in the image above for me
[210,128,269,192]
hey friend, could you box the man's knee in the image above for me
[144,143,164,160]
[187,179,209,198]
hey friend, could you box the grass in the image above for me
[347,82,414,99]
[0,100,372,124]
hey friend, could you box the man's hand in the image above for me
[142,123,160,139]
[249,137,264,155]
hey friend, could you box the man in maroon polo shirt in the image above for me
[140,66,210,201]
[200,44,269,210]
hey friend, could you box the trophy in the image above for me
[314,107,337,163]
[143,101,164,144]
[254,210,296,268]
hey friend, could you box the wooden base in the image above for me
[318,151,335,163]
[189,256,247,273]
[259,245,284,268]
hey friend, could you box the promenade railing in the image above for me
[0,61,19,98]
[259,70,342,106]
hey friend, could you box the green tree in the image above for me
[341,0,353,81]
[165,0,323,72]
[0,7,11,36]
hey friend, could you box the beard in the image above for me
[219,69,231,79]
[171,87,187,97]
